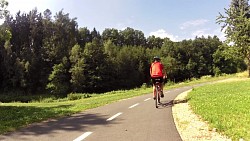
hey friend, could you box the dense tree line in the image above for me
[0,6,247,96]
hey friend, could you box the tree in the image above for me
[119,27,146,47]
[90,28,101,41]
[102,28,121,46]
[0,0,9,19]
[82,38,109,92]
[77,27,91,48]
[69,44,85,92]
[27,9,46,92]
[0,0,10,89]
[46,57,70,95]
[217,0,250,77]
[146,35,164,49]
[47,10,78,64]
[213,44,247,75]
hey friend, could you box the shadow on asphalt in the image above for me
[1,111,119,138]
[159,98,189,108]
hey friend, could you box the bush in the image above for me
[41,97,55,103]
[0,91,33,103]
[67,93,91,100]
[140,83,148,89]
[200,75,212,79]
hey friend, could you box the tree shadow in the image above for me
[0,105,118,138]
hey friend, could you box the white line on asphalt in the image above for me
[106,112,122,121]
[144,98,151,101]
[129,103,139,109]
[73,132,92,141]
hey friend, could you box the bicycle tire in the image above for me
[155,84,160,108]
[155,89,158,108]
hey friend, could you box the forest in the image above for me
[0,8,247,96]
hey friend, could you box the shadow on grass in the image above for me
[0,105,115,139]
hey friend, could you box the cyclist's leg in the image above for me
[153,84,156,99]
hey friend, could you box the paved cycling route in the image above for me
[0,86,195,141]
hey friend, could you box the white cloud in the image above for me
[180,19,209,30]
[213,28,226,41]
[7,0,54,14]
[191,29,210,37]
[191,28,226,41]
[149,29,179,42]
[115,16,135,31]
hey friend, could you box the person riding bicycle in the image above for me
[150,56,166,100]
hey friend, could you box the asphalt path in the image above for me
[0,85,194,141]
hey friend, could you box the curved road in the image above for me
[0,86,194,141]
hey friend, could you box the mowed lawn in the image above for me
[187,78,250,141]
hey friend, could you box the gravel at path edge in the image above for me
[172,89,232,141]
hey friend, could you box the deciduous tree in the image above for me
[217,0,250,77]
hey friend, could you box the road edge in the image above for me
[172,89,232,141]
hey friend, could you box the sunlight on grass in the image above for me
[187,78,250,140]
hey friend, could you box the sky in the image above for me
[5,0,232,42]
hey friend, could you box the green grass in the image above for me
[0,71,247,135]
[0,87,152,134]
[187,78,250,141]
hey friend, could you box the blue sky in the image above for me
[6,0,231,41]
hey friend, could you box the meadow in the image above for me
[187,76,250,140]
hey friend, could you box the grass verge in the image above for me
[187,78,250,140]
[0,87,151,134]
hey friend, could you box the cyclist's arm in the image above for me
[163,70,167,79]
[162,64,167,79]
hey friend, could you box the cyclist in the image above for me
[150,56,166,100]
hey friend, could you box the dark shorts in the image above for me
[151,77,163,84]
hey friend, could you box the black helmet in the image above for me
[153,56,161,60]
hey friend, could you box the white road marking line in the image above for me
[106,112,122,121]
[73,132,92,141]
[118,97,132,101]
[144,98,151,101]
[129,103,139,109]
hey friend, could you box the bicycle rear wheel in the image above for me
[155,87,159,108]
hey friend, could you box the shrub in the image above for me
[67,93,91,100]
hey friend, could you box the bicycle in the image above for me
[154,81,162,108]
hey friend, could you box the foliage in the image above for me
[213,44,247,75]
[67,93,91,100]
[0,4,247,96]
[0,0,9,19]
[69,44,85,92]
[46,57,70,95]
[217,0,250,77]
